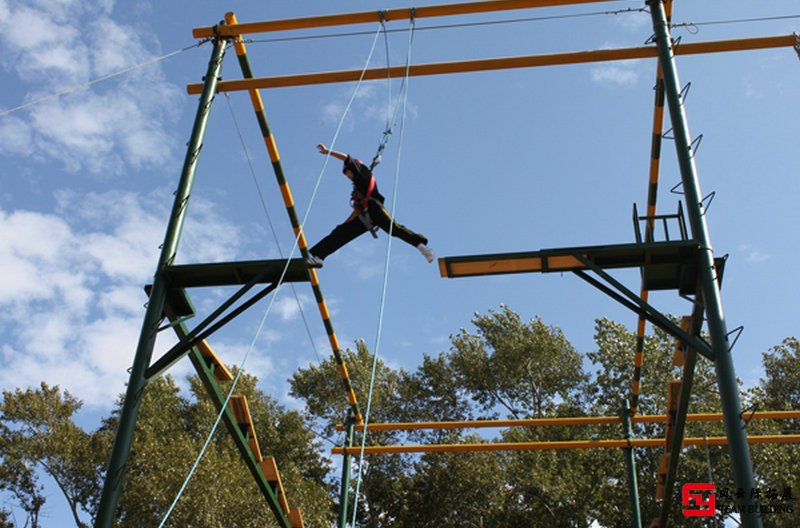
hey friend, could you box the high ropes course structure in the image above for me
[94,1,800,528]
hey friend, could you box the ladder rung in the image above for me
[230,396,263,462]
[260,457,290,514]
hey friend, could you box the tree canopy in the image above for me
[1,308,797,527]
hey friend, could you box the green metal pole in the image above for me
[94,37,227,528]
[338,409,356,528]
[620,400,642,528]
[646,2,761,526]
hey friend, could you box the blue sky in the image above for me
[1,0,799,525]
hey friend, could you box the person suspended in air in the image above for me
[306,144,433,268]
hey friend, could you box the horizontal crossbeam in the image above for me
[332,434,800,455]
[336,411,800,431]
[187,35,796,92]
[193,0,618,38]
[164,259,309,288]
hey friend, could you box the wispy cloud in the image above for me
[321,77,416,132]
[590,62,640,87]
[613,9,651,33]
[272,291,311,322]
[0,0,181,175]
[737,244,769,264]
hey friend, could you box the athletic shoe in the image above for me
[417,244,434,263]
[306,255,324,268]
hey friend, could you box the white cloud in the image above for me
[272,292,311,322]
[0,0,181,174]
[0,116,34,156]
[591,63,640,86]
[321,80,416,131]
[0,190,244,408]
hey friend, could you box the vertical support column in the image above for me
[647,2,761,527]
[94,37,227,528]
[338,410,356,528]
[620,400,643,528]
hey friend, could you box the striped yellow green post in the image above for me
[631,0,672,414]
[223,12,362,424]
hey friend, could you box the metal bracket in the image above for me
[726,325,744,353]
[700,190,715,216]
[146,278,277,381]
[679,81,692,104]
[689,133,703,158]
[794,33,800,61]
[571,254,714,360]
[740,403,759,430]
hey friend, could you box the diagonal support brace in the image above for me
[571,254,713,360]
[146,282,278,380]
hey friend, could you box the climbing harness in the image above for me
[350,171,380,238]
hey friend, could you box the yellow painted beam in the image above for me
[193,0,618,38]
[335,411,800,431]
[332,434,800,455]
[187,35,796,94]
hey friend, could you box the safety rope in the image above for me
[350,15,415,528]
[158,24,386,527]
[370,15,415,171]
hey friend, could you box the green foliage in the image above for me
[1,374,332,527]
[0,383,98,528]
[449,305,587,418]
[1,312,797,528]
[746,337,800,527]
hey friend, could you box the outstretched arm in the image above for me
[317,143,347,162]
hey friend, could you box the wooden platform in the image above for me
[439,240,725,295]
[163,258,310,289]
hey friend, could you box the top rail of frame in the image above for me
[193,0,624,38]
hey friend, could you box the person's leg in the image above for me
[368,201,428,247]
[310,216,367,260]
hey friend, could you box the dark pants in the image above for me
[310,201,427,260]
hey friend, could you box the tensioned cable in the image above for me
[241,10,800,46]
[0,40,210,119]
[158,25,386,527]
[223,91,321,363]
[245,7,646,45]
[349,16,415,528]
[672,13,800,33]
